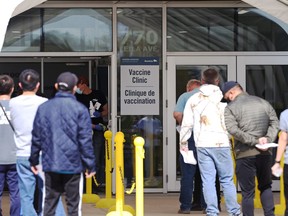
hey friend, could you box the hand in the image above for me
[271,163,283,177]
[257,137,269,151]
[93,124,103,131]
[179,141,189,152]
[272,162,280,172]
[85,171,96,178]
[258,137,268,144]
[93,111,101,118]
[31,166,38,175]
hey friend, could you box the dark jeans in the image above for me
[179,135,197,211]
[93,130,105,184]
[284,164,288,216]
[236,155,275,216]
[0,164,21,216]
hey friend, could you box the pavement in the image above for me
[1,192,284,215]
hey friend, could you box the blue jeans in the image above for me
[17,157,38,216]
[0,164,21,216]
[17,157,66,216]
[179,135,197,211]
[197,147,241,216]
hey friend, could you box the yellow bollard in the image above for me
[82,176,100,203]
[134,136,145,216]
[96,130,116,208]
[275,156,285,215]
[107,131,135,216]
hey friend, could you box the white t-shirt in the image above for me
[10,94,47,157]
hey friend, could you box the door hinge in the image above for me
[166,62,168,70]
[166,174,168,183]
[166,137,168,146]
[166,99,168,108]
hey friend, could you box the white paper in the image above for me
[255,143,278,149]
[180,150,197,165]
[272,167,283,177]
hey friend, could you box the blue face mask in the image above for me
[76,88,83,94]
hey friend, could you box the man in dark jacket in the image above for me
[29,72,96,216]
[223,81,279,216]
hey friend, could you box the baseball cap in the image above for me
[222,81,238,95]
[57,72,78,91]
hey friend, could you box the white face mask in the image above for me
[76,88,83,94]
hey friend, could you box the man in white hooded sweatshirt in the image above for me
[180,68,241,216]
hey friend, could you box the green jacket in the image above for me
[224,92,279,159]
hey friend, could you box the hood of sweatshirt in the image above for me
[199,84,223,104]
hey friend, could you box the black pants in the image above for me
[44,172,82,216]
[236,155,274,216]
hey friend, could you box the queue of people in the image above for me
[0,70,98,215]
[0,66,288,216]
[176,68,287,216]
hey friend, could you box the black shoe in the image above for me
[178,209,190,214]
[190,203,203,211]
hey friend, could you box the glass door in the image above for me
[237,55,288,191]
[166,55,236,191]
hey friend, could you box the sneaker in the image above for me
[178,209,190,214]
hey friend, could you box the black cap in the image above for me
[222,81,238,95]
[57,72,78,91]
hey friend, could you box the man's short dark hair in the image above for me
[77,76,89,86]
[202,68,219,85]
[0,75,14,95]
[19,69,40,91]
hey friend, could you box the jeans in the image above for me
[197,147,241,216]
[0,164,21,216]
[17,157,38,216]
[236,155,275,216]
[17,157,66,216]
[179,135,197,211]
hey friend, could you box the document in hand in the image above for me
[255,143,278,149]
[180,150,197,165]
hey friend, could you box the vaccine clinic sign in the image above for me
[120,57,159,115]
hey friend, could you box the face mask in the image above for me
[76,88,83,94]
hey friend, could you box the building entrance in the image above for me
[166,54,288,192]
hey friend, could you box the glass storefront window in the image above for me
[2,8,112,52]
[117,8,163,188]
[167,8,288,51]
[2,9,41,52]
[246,65,288,117]
[43,8,112,52]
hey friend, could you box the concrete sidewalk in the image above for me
[1,192,283,215]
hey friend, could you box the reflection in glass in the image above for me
[117,8,163,188]
[167,8,288,51]
[43,9,112,52]
[246,65,288,117]
[3,9,41,52]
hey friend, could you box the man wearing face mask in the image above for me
[75,76,108,190]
